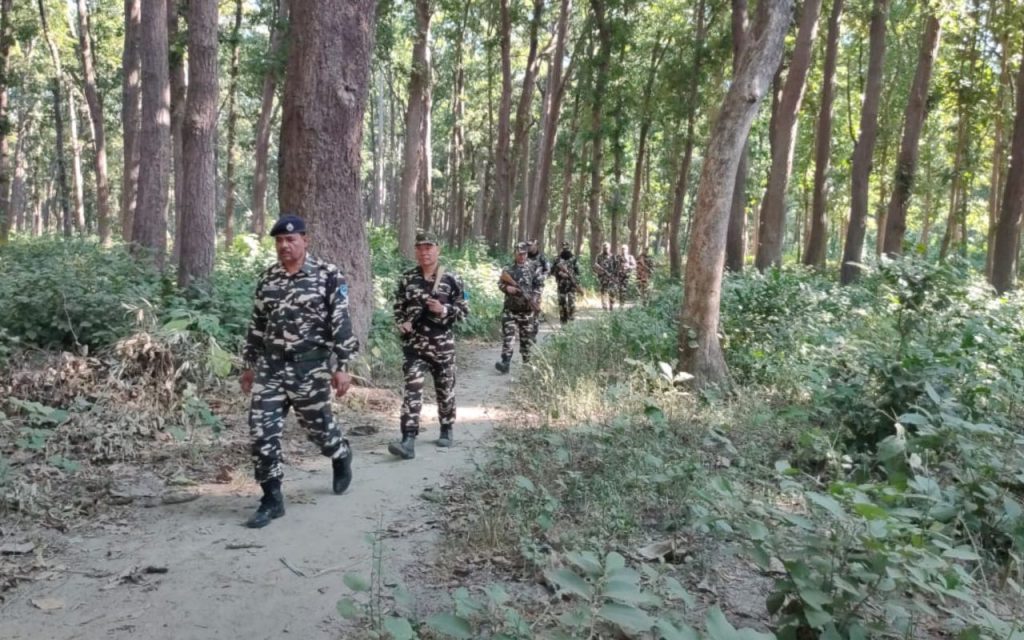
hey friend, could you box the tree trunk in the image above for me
[0,0,13,243]
[420,62,433,232]
[133,0,171,267]
[754,0,823,270]
[38,0,73,237]
[396,0,431,258]
[252,0,288,236]
[882,15,941,256]
[168,0,185,265]
[76,0,111,245]
[803,0,842,267]
[990,49,1024,294]
[9,115,27,235]
[529,0,572,246]
[447,3,469,245]
[840,0,887,282]
[680,0,793,388]
[488,0,513,251]
[510,0,545,238]
[222,0,243,248]
[279,0,376,346]
[725,0,750,272]
[67,89,87,233]
[628,41,666,255]
[587,0,613,263]
[986,23,1010,278]
[121,0,142,241]
[177,0,218,289]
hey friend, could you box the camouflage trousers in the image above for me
[248,358,349,484]
[400,348,456,437]
[557,290,576,323]
[501,310,538,362]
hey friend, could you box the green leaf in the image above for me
[655,619,700,640]
[604,578,660,607]
[597,602,655,634]
[162,317,191,332]
[514,475,536,492]
[661,576,696,610]
[343,572,371,592]
[544,567,593,599]
[565,551,603,577]
[425,613,473,639]
[208,339,233,377]
[852,502,888,520]
[805,491,845,519]
[335,598,360,619]
[604,551,626,572]
[798,588,832,610]
[704,607,736,640]
[942,546,981,561]
[383,616,416,640]
[743,520,770,541]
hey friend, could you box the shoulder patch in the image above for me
[338,283,349,298]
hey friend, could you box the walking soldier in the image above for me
[496,242,544,373]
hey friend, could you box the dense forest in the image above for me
[0,0,1023,638]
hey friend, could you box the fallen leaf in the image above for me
[0,542,35,555]
[31,597,64,611]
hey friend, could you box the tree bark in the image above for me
[680,0,793,388]
[67,88,87,233]
[986,22,1010,278]
[510,0,545,239]
[754,0,823,270]
[279,0,376,346]
[628,41,666,255]
[10,120,27,235]
[990,48,1024,294]
[133,0,171,267]
[397,0,431,258]
[168,0,185,265]
[0,0,13,243]
[587,0,613,263]
[803,0,842,267]
[251,0,288,236]
[222,0,244,248]
[38,0,73,237]
[446,3,469,245]
[121,0,142,241]
[177,0,218,289]
[725,0,750,271]
[488,0,513,251]
[882,15,941,256]
[76,0,111,245]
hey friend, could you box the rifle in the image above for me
[403,266,446,336]
[499,270,541,313]
[556,261,584,296]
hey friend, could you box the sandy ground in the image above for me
[0,336,535,640]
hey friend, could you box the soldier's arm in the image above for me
[442,275,469,324]
[242,276,268,369]
[498,270,515,294]
[393,273,411,329]
[328,273,359,372]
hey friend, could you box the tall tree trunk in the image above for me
[279,0,376,346]
[510,0,545,238]
[990,49,1024,294]
[121,0,142,241]
[251,0,288,236]
[133,0,171,267]
[75,0,111,245]
[489,0,513,250]
[529,0,573,245]
[628,41,666,255]
[420,62,433,232]
[754,0,823,270]
[840,0,888,283]
[680,0,793,388]
[222,0,243,248]
[573,143,588,253]
[587,0,613,263]
[447,4,468,244]
[67,89,87,233]
[803,0,842,267]
[177,0,218,289]
[9,114,27,235]
[725,0,750,271]
[371,66,386,227]
[396,0,431,258]
[38,0,73,237]
[0,0,13,243]
[986,21,1010,278]
[882,15,941,256]
[168,0,185,265]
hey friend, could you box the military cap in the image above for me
[561,241,570,249]
[516,241,529,254]
[414,230,439,245]
[269,214,306,236]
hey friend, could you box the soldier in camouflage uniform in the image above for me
[635,251,653,303]
[527,239,551,278]
[240,214,358,529]
[611,244,637,306]
[594,242,616,311]
[388,231,469,460]
[552,242,581,324]
[496,242,544,373]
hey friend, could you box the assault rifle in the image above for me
[402,266,446,336]
[499,270,541,313]
[555,261,584,296]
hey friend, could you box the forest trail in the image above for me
[0,327,553,640]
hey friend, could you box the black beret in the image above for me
[269,214,306,236]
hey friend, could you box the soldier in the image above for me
[635,250,653,302]
[526,238,551,278]
[552,241,581,324]
[240,214,358,529]
[612,244,637,305]
[388,231,469,460]
[496,242,544,373]
[593,242,615,311]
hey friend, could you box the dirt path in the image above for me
[0,336,534,640]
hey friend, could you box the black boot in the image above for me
[387,434,416,460]
[332,444,353,495]
[495,356,511,374]
[436,428,453,448]
[246,478,285,528]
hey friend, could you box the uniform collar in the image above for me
[272,255,318,277]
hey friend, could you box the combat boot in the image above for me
[495,356,511,374]
[246,478,285,529]
[332,444,353,495]
[436,428,453,448]
[387,434,416,460]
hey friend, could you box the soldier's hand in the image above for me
[240,369,255,395]
[398,321,414,334]
[505,285,519,295]
[425,298,446,316]
[332,371,352,398]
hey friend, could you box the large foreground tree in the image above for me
[279,0,376,346]
[989,49,1024,294]
[679,0,793,388]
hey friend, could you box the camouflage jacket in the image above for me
[393,266,469,352]
[499,260,544,313]
[242,256,359,372]
[527,251,551,278]
[593,252,615,283]
[552,256,580,294]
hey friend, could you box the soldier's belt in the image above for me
[266,347,331,362]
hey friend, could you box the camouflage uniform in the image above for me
[242,257,358,485]
[594,250,616,309]
[611,252,636,305]
[498,259,544,364]
[527,250,551,278]
[635,254,653,302]
[393,267,469,438]
[552,255,580,323]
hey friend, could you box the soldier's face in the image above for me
[515,252,527,265]
[415,243,439,269]
[275,233,307,265]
